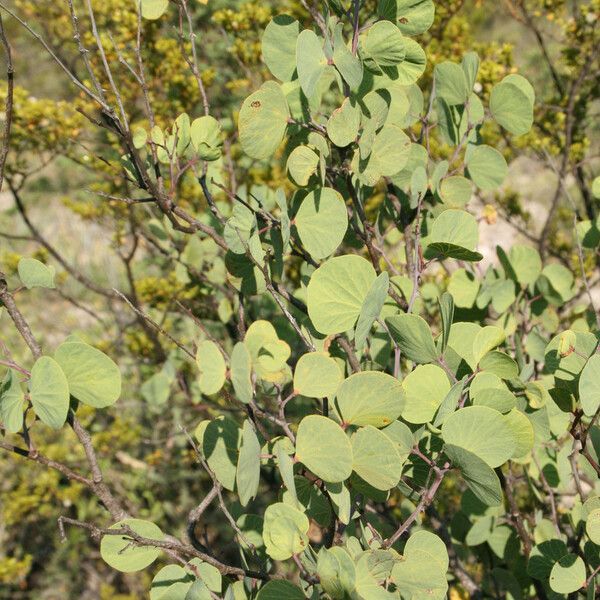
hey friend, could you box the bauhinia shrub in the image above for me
[0,0,599,598]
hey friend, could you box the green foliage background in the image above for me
[0,0,598,598]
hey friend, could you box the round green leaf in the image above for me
[434,61,469,106]
[472,325,505,365]
[262,502,309,560]
[504,244,542,286]
[287,145,319,187]
[378,0,435,36]
[549,554,585,594]
[579,354,600,417]
[363,20,405,71]
[586,509,600,545]
[196,340,226,395]
[503,409,534,459]
[336,371,404,428]
[0,369,24,433]
[439,176,473,207]
[256,580,305,600]
[190,116,222,161]
[351,425,402,490]
[442,406,516,468]
[30,356,69,429]
[150,565,193,600]
[141,0,168,20]
[296,29,327,99]
[447,268,480,308]
[391,548,448,599]
[490,75,534,136]
[327,98,361,147]
[307,255,377,335]
[18,258,55,289]
[466,145,508,191]
[295,415,353,482]
[425,209,483,262]
[262,15,300,82]
[100,518,164,572]
[404,530,449,572]
[479,350,518,380]
[293,352,343,398]
[239,81,289,159]
[402,364,450,424]
[295,188,348,259]
[54,340,121,408]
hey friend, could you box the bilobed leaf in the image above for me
[29,356,69,429]
[404,530,449,572]
[402,364,450,424]
[262,16,300,82]
[424,209,483,262]
[262,502,309,560]
[296,29,327,98]
[141,372,171,407]
[355,272,390,351]
[236,420,261,506]
[141,0,168,20]
[295,188,348,259]
[391,545,448,600]
[190,116,222,161]
[0,369,24,433]
[335,371,404,428]
[295,415,353,482]
[444,444,503,506]
[293,352,343,398]
[100,518,164,572]
[351,425,402,490]
[196,340,226,395]
[307,255,377,335]
[238,81,289,159]
[18,258,55,289]
[466,145,508,191]
[580,355,600,417]
[385,313,439,364]
[442,406,516,468]
[54,340,121,408]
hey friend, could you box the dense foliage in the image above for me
[0,0,599,598]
